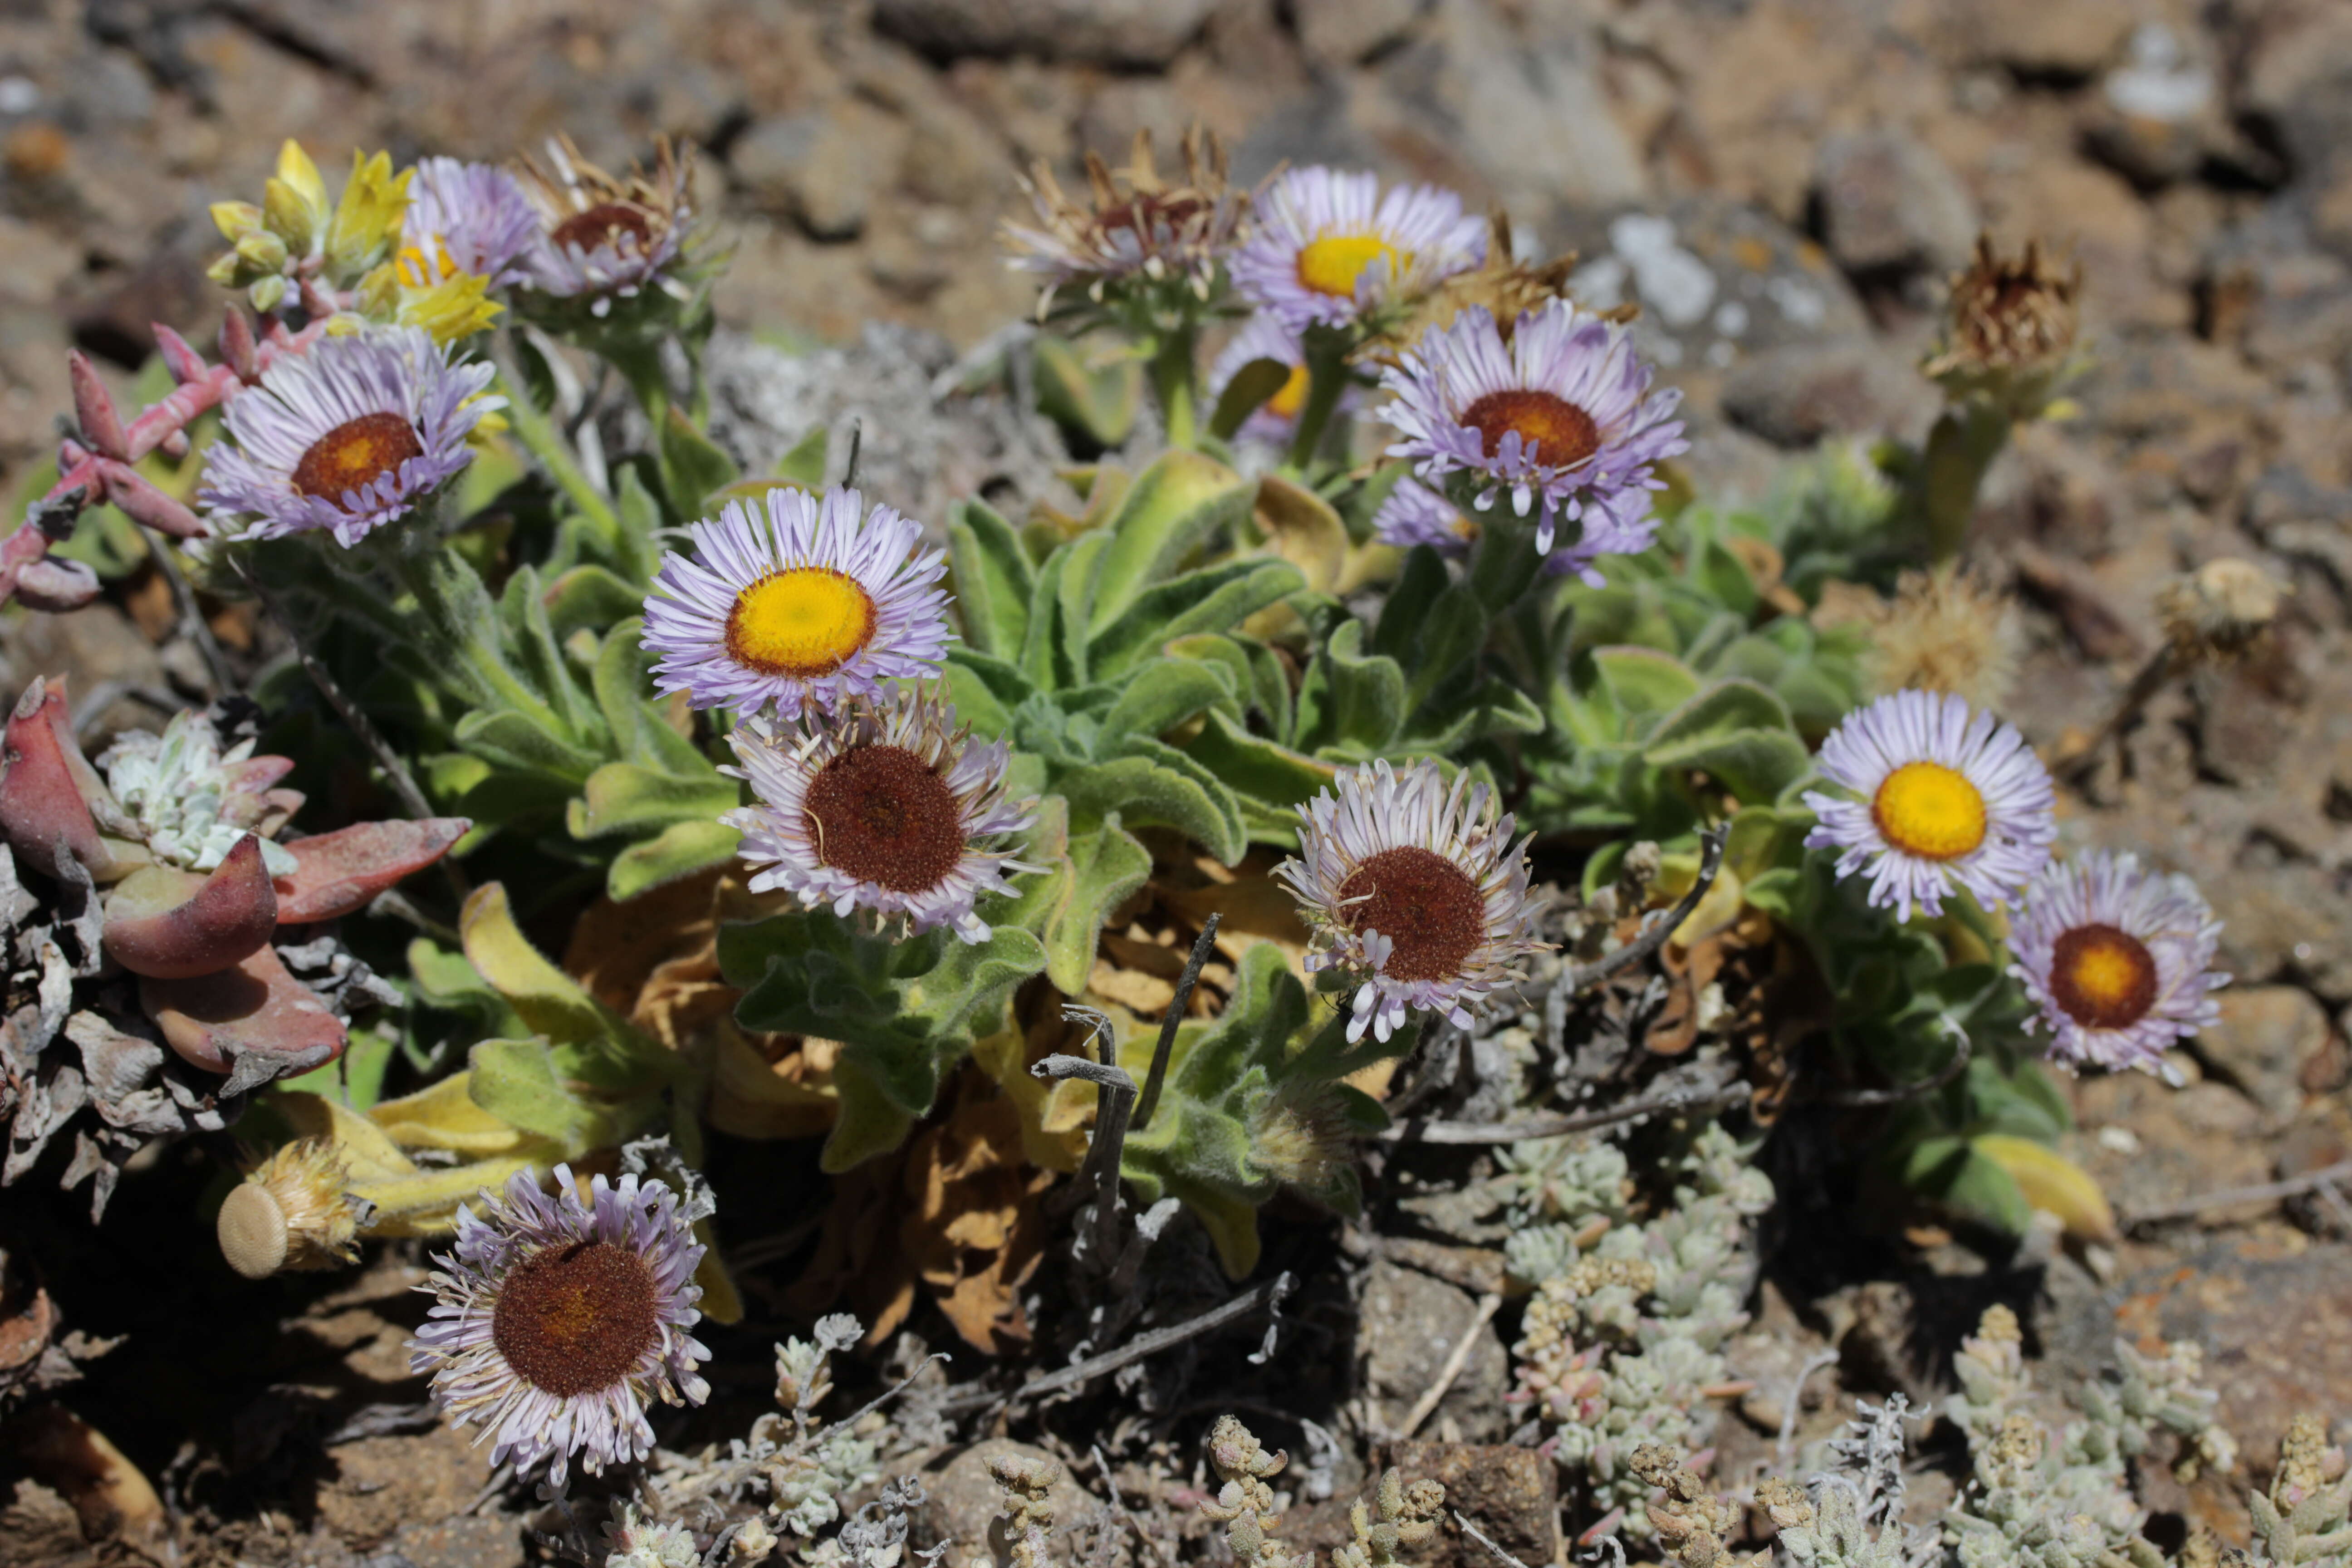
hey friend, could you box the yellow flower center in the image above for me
[1871,760,1987,861]
[1297,233,1405,299]
[1266,362,1309,421]
[397,236,460,289]
[2048,922,2158,1029]
[291,412,424,510]
[725,568,877,678]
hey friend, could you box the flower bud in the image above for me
[247,275,287,314]
[210,200,265,242]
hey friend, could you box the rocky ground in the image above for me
[2,0,2351,1564]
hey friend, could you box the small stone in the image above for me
[1720,340,1937,448]
[913,1440,1095,1565]
[1295,0,1427,67]
[1356,1259,1509,1442]
[872,0,1218,69]
[731,100,906,243]
[1380,1442,1555,1568]
[1814,128,1979,275]
[1950,0,2135,77]
[2196,985,2329,1122]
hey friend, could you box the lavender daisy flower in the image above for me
[1801,690,2056,920]
[198,326,495,548]
[1230,167,1485,333]
[1369,475,1475,557]
[2009,850,2225,1078]
[645,486,952,720]
[407,1164,710,1489]
[724,684,1041,943]
[1277,759,1548,1044]
[1380,300,1686,579]
[1207,313,1314,445]
[403,157,540,288]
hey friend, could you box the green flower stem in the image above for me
[1148,322,1200,451]
[1285,335,1354,470]
[490,338,623,544]
[1921,399,2013,564]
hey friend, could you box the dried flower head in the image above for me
[407,1164,710,1488]
[1278,758,1548,1044]
[1926,235,2082,382]
[2008,849,2224,1077]
[1801,690,2056,920]
[1376,211,1625,359]
[1839,563,2024,710]
[987,1453,1059,1568]
[2157,558,2287,663]
[217,1138,365,1279]
[1002,126,1249,318]
[515,136,701,314]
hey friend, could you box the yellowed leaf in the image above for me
[1975,1134,2118,1243]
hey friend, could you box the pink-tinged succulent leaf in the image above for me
[101,834,279,979]
[225,787,304,838]
[13,557,102,612]
[218,755,296,795]
[0,678,118,881]
[274,817,470,923]
[103,466,207,540]
[218,306,257,382]
[68,350,128,462]
[140,942,345,1078]
[152,324,206,387]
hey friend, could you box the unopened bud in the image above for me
[247,275,288,314]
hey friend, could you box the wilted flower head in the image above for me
[1802,689,2056,919]
[199,326,497,547]
[1380,299,1686,582]
[643,485,952,720]
[1924,235,2083,413]
[723,684,1040,943]
[407,1164,710,1488]
[2157,557,2286,663]
[1278,759,1548,1043]
[1003,126,1248,318]
[2009,849,2224,1077]
[1827,563,2023,710]
[217,1138,365,1279]
[515,136,700,316]
[1231,167,1485,333]
[1374,211,1608,360]
[208,142,412,313]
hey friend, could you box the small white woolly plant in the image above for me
[645,1312,884,1546]
[987,1453,1060,1568]
[1198,1417,1446,1568]
[1506,1122,1774,1536]
[2244,1415,2352,1568]
[1941,1303,2236,1568]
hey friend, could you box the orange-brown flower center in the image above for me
[1458,390,1600,469]
[2047,923,2158,1031]
[1338,846,1486,984]
[551,202,653,254]
[290,412,424,509]
[490,1240,658,1399]
[803,744,965,894]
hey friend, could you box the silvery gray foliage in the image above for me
[1763,1399,1939,1568]
[1939,1305,2235,1568]
[806,1478,948,1568]
[2243,1416,2352,1568]
[602,1499,702,1568]
[1508,1122,1774,1537]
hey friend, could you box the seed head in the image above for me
[2156,558,2286,663]
[218,1139,365,1279]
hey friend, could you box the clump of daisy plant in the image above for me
[407,1163,711,1490]
[1381,298,1687,583]
[2008,850,2225,1078]
[1802,689,2056,920]
[1278,758,1548,1044]
[643,485,952,720]
[198,324,498,547]
[722,683,1040,943]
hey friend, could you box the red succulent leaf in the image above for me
[140,941,345,1075]
[0,677,118,881]
[274,817,470,924]
[217,755,296,797]
[101,834,279,979]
